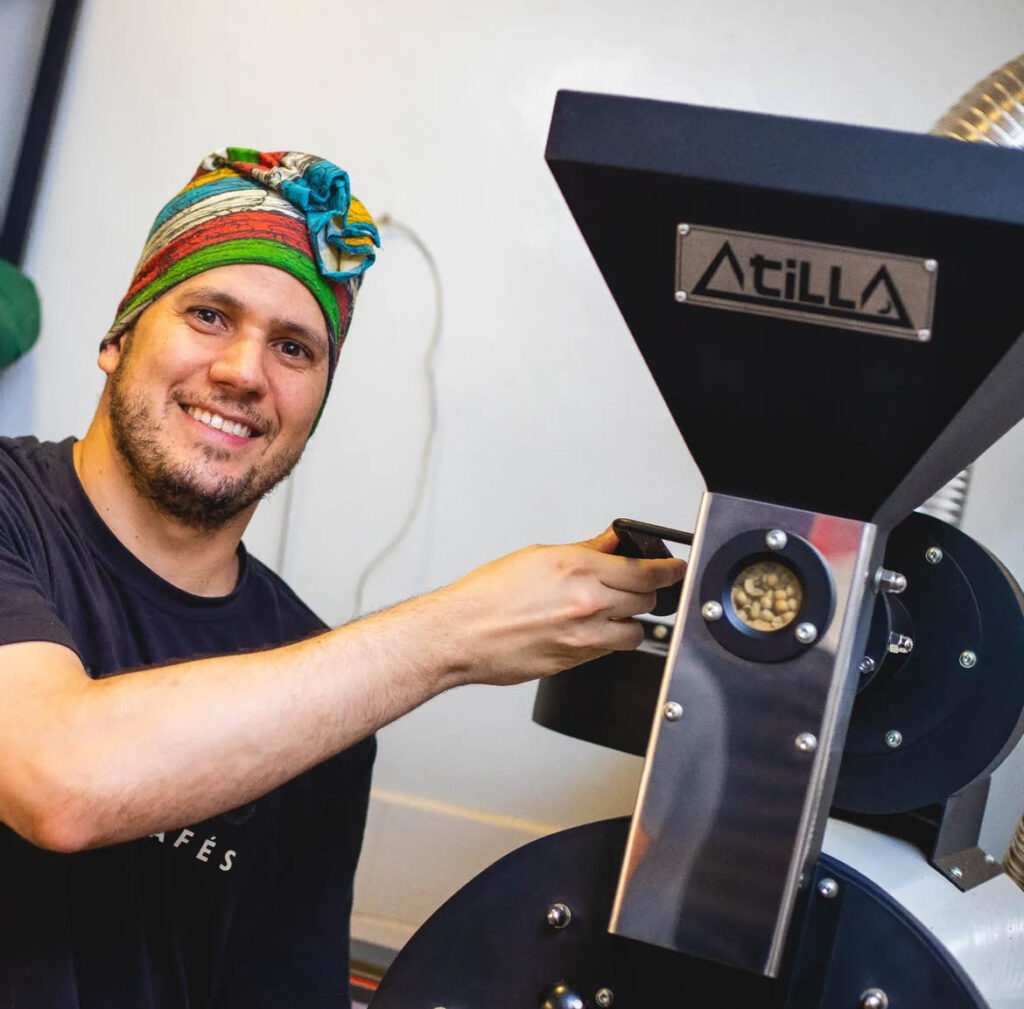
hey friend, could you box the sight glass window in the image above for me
[731,561,802,632]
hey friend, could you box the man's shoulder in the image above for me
[0,436,76,510]
[0,436,74,478]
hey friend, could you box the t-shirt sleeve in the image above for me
[0,516,78,653]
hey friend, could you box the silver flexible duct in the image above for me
[918,54,1024,527]
[1005,812,1024,892]
[931,54,1024,144]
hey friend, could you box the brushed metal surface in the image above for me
[610,493,881,976]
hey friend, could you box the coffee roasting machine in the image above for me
[371,87,1024,1008]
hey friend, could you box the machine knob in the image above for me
[539,981,585,1009]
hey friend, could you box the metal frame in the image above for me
[0,0,83,266]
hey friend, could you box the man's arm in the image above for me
[0,529,683,852]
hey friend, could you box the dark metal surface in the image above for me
[369,818,987,1009]
[532,627,663,757]
[546,91,1024,524]
[835,512,1024,814]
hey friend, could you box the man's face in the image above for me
[101,263,332,529]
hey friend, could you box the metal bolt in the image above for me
[885,729,903,749]
[875,567,907,594]
[817,877,839,899]
[652,623,669,641]
[925,546,943,564]
[985,854,997,865]
[595,989,614,1008]
[701,600,723,621]
[887,633,914,655]
[924,258,938,272]
[860,990,889,1009]
[950,866,964,880]
[664,701,684,722]
[959,650,977,669]
[918,329,932,342]
[677,223,690,236]
[675,290,688,303]
[859,656,876,675]
[546,903,572,929]
[795,622,818,645]
[765,529,788,551]
[794,732,818,753]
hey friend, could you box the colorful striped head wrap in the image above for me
[103,147,379,393]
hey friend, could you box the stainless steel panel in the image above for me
[609,493,881,976]
[675,224,938,341]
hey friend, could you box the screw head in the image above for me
[860,989,889,1009]
[677,223,690,236]
[795,622,818,644]
[885,729,903,749]
[925,546,943,564]
[663,701,684,722]
[859,656,876,675]
[924,258,938,272]
[950,866,964,879]
[546,903,572,929]
[701,600,723,621]
[918,329,932,341]
[959,650,977,669]
[652,623,669,641]
[765,529,788,551]
[887,632,914,655]
[794,732,818,753]
[674,290,687,303]
[595,989,614,1008]
[817,877,839,899]
[985,854,997,864]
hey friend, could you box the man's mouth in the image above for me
[183,404,258,439]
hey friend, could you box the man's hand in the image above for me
[436,526,686,687]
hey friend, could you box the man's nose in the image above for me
[207,333,268,394]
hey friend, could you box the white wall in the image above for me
[3,0,1024,949]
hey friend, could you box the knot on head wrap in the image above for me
[103,147,380,392]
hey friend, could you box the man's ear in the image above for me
[98,333,124,376]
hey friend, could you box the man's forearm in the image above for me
[6,591,464,851]
[1,531,685,851]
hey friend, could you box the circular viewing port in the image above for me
[730,561,803,632]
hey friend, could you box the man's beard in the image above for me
[107,351,304,531]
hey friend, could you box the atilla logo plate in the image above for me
[675,225,937,342]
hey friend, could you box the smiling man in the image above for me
[0,149,684,1008]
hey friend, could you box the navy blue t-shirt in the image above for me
[0,437,375,1009]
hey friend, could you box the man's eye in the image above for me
[278,340,309,359]
[193,307,221,326]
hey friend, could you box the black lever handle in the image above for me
[611,517,693,617]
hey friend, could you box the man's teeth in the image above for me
[186,406,253,438]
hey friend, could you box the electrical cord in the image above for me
[272,214,443,617]
[348,214,443,620]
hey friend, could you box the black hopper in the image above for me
[546,90,1024,527]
